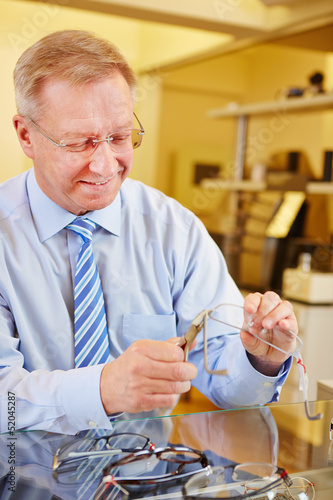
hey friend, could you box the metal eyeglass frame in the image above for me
[177,303,323,421]
[53,431,154,478]
[183,462,295,500]
[26,112,145,154]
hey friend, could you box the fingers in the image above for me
[100,339,198,415]
[131,338,185,363]
[241,291,299,375]
[129,341,197,382]
[244,291,297,333]
[167,335,198,353]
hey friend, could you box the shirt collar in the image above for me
[27,168,121,242]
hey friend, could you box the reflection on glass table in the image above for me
[0,400,332,499]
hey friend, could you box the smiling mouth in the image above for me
[82,179,110,185]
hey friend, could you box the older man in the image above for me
[0,30,297,434]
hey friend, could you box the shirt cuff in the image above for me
[217,346,292,408]
[61,364,112,431]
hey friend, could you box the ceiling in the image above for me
[272,23,333,53]
[11,0,333,72]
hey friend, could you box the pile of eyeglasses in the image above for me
[53,432,315,499]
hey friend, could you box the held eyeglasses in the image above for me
[27,112,145,156]
[178,303,322,421]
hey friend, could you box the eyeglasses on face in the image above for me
[53,432,154,482]
[183,463,315,499]
[26,112,145,156]
[178,303,323,421]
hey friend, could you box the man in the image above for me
[0,30,298,434]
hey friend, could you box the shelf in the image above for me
[201,179,333,194]
[200,179,266,191]
[207,93,333,119]
[306,182,333,194]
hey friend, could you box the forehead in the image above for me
[39,74,134,132]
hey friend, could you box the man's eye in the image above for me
[65,139,92,151]
[108,134,130,144]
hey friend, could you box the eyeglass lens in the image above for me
[62,129,143,155]
[57,432,149,462]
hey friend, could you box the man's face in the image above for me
[24,73,134,215]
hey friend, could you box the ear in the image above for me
[13,115,35,160]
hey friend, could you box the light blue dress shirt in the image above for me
[0,168,290,434]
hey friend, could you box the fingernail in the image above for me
[248,314,254,328]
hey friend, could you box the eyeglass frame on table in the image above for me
[182,463,315,500]
[52,431,155,478]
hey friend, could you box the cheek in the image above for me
[122,151,134,174]
[40,158,83,196]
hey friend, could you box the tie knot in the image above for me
[67,218,97,242]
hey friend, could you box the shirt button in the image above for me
[88,420,97,427]
[263,382,272,387]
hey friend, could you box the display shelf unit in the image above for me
[201,178,333,194]
[208,93,333,119]
[207,93,333,179]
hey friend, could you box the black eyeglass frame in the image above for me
[53,431,154,478]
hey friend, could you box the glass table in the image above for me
[0,399,332,499]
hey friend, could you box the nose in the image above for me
[88,140,118,176]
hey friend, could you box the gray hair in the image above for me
[14,29,138,119]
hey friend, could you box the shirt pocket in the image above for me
[121,312,177,350]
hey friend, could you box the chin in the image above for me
[84,196,117,213]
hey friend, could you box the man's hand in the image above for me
[241,291,298,376]
[100,338,197,415]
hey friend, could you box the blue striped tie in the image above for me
[67,218,111,368]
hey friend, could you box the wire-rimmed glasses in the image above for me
[53,432,155,483]
[178,303,322,421]
[183,463,315,499]
[27,112,145,156]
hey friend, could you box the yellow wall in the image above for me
[0,0,227,183]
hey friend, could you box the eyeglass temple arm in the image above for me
[296,356,323,420]
[133,112,145,134]
[177,311,207,362]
